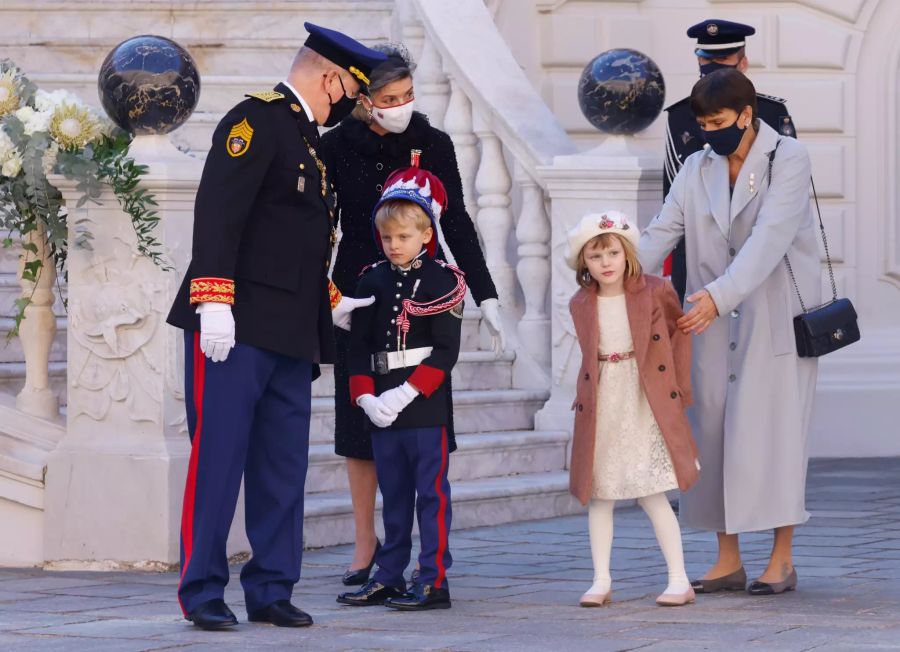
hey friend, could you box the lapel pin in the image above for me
[749,172,756,193]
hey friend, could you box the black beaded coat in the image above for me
[320,112,496,459]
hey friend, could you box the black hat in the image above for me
[687,19,755,58]
[303,22,388,87]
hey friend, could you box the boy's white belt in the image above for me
[371,346,433,375]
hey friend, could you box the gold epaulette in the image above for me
[245,91,285,103]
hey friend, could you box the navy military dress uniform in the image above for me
[166,23,386,627]
[340,168,464,610]
[663,19,797,302]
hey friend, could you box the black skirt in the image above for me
[333,327,458,460]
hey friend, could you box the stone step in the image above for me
[312,349,514,398]
[309,387,550,444]
[0,361,67,406]
[302,471,581,549]
[306,429,570,493]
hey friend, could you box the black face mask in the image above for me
[699,61,737,77]
[701,116,747,156]
[323,75,358,127]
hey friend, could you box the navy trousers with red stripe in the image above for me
[372,426,452,590]
[178,331,311,616]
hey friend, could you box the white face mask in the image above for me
[369,98,415,133]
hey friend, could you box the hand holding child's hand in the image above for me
[677,290,718,335]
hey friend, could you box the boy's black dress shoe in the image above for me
[342,540,382,586]
[384,583,451,611]
[337,579,405,606]
[247,600,313,627]
[186,598,238,630]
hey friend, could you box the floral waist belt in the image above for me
[598,351,635,363]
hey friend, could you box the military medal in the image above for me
[749,172,756,194]
[410,148,422,167]
[297,176,306,193]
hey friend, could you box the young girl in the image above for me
[565,211,700,608]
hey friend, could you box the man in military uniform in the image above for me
[336,167,464,611]
[663,19,797,302]
[166,23,386,630]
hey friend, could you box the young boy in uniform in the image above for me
[337,167,466,611]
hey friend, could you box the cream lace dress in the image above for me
[592,294,678,500]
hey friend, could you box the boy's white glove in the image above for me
[378,381,419,415]
[357,394,397,428]
[333,295,376,331]
[197,302,235,363]
[479,298,506,357]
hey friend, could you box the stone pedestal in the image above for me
[534,138,662,434]
[41,136,239,567]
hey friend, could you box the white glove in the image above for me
[357,394,397,428]
[197,302,235,363]
[333,295,376,331]
[479,298,506,357]
[378,382,419,415]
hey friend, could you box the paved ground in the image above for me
[1,458,899,651]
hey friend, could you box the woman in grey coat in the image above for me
[639,69,820,595]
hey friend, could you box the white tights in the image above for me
[586,493,691,595]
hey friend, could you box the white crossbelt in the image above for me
[371,346,433,374]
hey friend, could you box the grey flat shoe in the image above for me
[747,568,798,595]
[690,566,747,594]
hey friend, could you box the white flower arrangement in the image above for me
[0,59,167,336]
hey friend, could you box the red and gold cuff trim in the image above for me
[349,375,375,405]
[189,277,235,305]
[329,280,343,311]
[408,364,446,398]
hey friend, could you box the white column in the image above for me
[534,139,662,432]
[443,76,479,223]
[415,37,450,131]
[41,136,238,567]
[15,225,59,419]
[473,110,516,307]
[515,170,551,369]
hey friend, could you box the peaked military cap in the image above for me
[304,22,387,88]
[687,19,755,58]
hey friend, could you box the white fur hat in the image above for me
[565,211,639,269]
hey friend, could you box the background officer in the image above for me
[166,23,385,631]
[663,19,797,302]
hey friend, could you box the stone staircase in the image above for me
[0,0,580,557]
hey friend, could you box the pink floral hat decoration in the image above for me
[565,210,640,269]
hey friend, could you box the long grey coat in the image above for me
[639,121,820,534]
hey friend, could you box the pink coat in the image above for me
[568,274,699,506]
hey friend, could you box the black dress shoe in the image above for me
[337,579,405,606]
[186,598,238,630]
[385,583,451,611]
[247,600,313,627]
[342,540,382,586]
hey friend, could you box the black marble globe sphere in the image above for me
[577,48,665,135]
[98,35,200,135]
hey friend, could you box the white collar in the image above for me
[282,80,314,122]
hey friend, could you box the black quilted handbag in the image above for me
[768,142,861,357]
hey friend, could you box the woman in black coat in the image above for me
[320,44,503,584]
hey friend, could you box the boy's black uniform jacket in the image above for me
[348,257,464,435]
[167,83,337,366]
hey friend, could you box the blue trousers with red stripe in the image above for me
[372,426,452,590]
[178,331,311,616]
